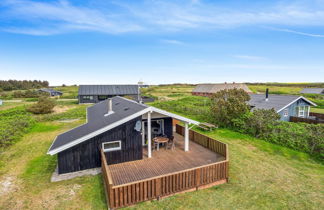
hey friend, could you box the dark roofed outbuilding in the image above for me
[78,85,140,103]
[38,88,63,97]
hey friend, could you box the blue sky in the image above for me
[0,0,324,85]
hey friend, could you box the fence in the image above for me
[176,124,228,159]
[310,112,324,119]
[290,116,324,124]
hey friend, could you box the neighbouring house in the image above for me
[300,88,324,95]
[192,82,252,97]
[78,84,140,103]
[48,96,229,208]
[249,90,317,121]
[38,88,63,97]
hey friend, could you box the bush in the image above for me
[13,90,46,98]
[0,107,35,148]
[210,89,250,127]
[27,97,56,114]
[238,109,324,160]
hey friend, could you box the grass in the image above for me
[0,101,33,111]
[142,84,194,101]
[54,85,79,99]
[0,117,323,209]
[248,85,303,94]
[311,107,324,114]
[0,85,323,209]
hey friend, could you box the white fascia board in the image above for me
[300,96,317,106]
[277,96,317,113]
[47,107,151,155]
[150,107,200,125]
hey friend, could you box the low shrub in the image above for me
[13,90,46,98]
[236,109,324,160]
[0,107,35,148]
[27,96,55,114]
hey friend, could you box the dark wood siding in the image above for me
[57,117,143,174]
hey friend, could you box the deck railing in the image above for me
[176,124,228,159]
[101,125,229,209]
[100,149,114,208]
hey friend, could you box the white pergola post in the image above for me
[184,122,189,152]
[147,111,152,158]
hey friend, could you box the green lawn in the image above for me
[54,85,79,99]
[311,107,324,114]
[248,85,303,94]
[0,87,323,209]
[0,117,323,209]
[141,84,195,101]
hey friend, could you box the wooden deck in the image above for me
[108,133,225,186]
[101,125,229,209]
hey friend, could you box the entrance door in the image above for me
[142,119,164,145]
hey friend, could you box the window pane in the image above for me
[103,141,121,152]
[104,142,120,149]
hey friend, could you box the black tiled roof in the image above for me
[48,96,147,153]
[249,94,307,112]
[78,85,139,95]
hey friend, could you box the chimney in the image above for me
[107,98,114,115]
[265,88,269,101]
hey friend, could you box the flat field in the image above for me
[0,96,323,209]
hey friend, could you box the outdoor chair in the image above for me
[152,138,159,151]
[167,136,175,150]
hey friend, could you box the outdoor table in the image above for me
[153,137,169,151]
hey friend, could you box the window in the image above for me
[283,109,289,117]
[298,106,305,117]
[102,141,121,152]
[82,95,93,100]
[98,95,109,101]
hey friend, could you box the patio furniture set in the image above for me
[152,136,175,151]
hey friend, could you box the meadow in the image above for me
[0,84,323,209]
[0,106,322,209]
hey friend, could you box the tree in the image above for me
[27,96,56,114]
[210,88,250,127]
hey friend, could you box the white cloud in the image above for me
[1,0,324,35]
[265,27,324,38]
[1,0,142,35]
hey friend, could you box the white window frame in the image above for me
[298,106,305,117]
[82,95,93,100]
[283,109,289,117]
[102,140,121,152]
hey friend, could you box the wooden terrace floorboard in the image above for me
[108,133,226,186]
